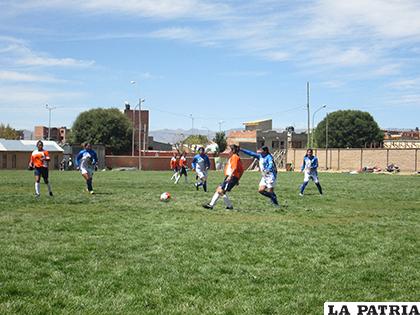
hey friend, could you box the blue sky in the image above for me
[1,0,420,131]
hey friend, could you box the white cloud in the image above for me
[0,36,94,68]
[0,70,62,82]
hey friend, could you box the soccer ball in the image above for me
[160,192,171,202]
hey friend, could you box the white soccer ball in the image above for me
[160,192,171,202]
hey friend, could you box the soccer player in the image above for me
[203,145,243,210]
[175,152,188,184]
[76,143,98,194]
[299,148,323,196]
[29,140,53,197]
[191,147,210,192]
[240,146,279,206]
[170,153,180,182]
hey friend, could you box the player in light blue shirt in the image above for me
[240,146,279,206]
[76,143,98,194]
[300,148,323,196]
[191,147,211,192]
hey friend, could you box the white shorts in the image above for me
[80,166,94,176]
[259,173,276,189]
[196,169,208,181]
[304,171,319,183]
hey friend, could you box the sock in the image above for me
[47,183,52,193]
[185,176,188,183]
[171,172,176,180]
[87,178,93,191]
[271,192,279,205]
[35,182,40,195]
[203,181,207,192]
[316,182,323,195]
[300,181,309,194]
[223,195,233,208]
[209,192,220,206]
[175,173,180,184]
[259,190,272,199]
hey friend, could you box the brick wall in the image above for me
[287,148,419,172]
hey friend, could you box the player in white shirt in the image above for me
[191,147,211,192]
[76,143,98,194]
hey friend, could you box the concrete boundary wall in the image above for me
[287,148,419,172]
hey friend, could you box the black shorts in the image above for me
[179,167,187,176]
[34,167,49,181]
[219,176,239,192]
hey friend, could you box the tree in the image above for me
[213,131,227,153]
[183,134,209,146]
[314,110,383,148]
[71,108,132,154]
[0,123,20,139]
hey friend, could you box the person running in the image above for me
[175,152,188,184]
[29,140,53,197]
[76,143,98,194]
[203,145,244,210]
[240,146,279,206]
[299,148,323,196]
[170,153,180,182]
[191,147,210,192]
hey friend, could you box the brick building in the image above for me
[227,119,306,152]
[34,126,68,143]
[124,103,149,155]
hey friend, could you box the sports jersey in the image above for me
[301,155,318,173]
[170,157,178,169]
[240,149,277,178]
[76,149,98,170]
[30,149,50,168]
[191,154,210,172]
[179,156,187,167]
[224,154,244,179]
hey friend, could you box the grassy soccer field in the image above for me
[0,170,419,314]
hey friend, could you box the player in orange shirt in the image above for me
[170,153,180,182]
[203,144,243,210]
[175,152,188,184]
[28,140,53,197]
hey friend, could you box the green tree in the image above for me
[183,134,209,146]
[213,131,227,153]
[314,110,383,148]
[71,108,132,154]
[0,123,20,139]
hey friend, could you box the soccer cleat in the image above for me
[90,190,95,195]
[299,193,304,197]
[225,206,233,210]
[49,192,53,196]
[195,183,199,191]
[202,203,213,209]
[35,193,40,198]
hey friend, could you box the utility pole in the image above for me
[190,114,194,135]
[218,120,224,132]
[326,112,329,169]
[306,82,310,148]
[45,104,56,141]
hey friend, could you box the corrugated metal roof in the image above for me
[243,119,272,125]
[0,139,64,152]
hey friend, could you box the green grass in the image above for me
[0,170,419,314]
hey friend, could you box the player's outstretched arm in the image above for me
[240,148,260,159]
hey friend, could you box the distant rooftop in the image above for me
[0,139,64,152]
[243,119,272,126]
